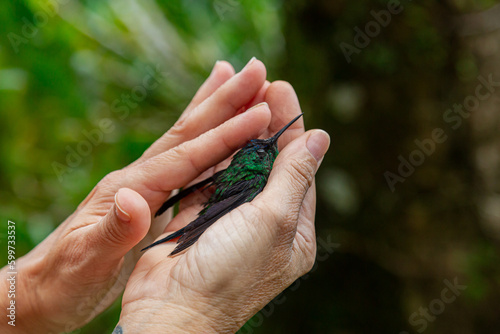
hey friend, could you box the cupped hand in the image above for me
[0,58,270,333]
[118,82,330,333]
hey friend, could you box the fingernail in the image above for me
[246,102,268,112]
[115,190,131,222]
[210,60,221,75]
[243,56,257,71]
[306,130,330,162]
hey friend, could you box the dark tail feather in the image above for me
[155,171,224,217]
[155,180,211,217]
[168,186,261,255]
[170,235,199,256]
[140,227,186,252]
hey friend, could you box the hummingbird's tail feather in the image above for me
[155,170,225,217]
[170,183,264,256]
[170,197,243,256]
[140,227,186,252]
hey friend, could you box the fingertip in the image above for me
[206,61,235,90]
[85,188,151,261]
[264,81,304,144]
[270,130,329,185]
[246,101,269,112]
[214,60,236,77]
[265,81,300,117]
[263,80,271,90]
[115,188,151,234]
[306,130,330,162]
[251,59,267,84]
[246,80,272,108]
[241,58,267,85]
[115,189,131,222]
[243,102,272,134]
[221,102,271,146]
[278,129,330,163]
[265,80,296,101]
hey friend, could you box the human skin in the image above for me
[0,58,330,333]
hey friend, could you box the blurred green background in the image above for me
[2,0,500,333]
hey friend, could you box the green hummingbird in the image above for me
[141,113,303,255]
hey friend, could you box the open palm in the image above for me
[119,79,324,333]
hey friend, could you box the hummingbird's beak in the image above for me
[269,113,304,144]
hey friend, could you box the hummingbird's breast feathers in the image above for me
[207,139,278,204]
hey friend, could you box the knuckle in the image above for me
[159,114,194,146]
[219,129,235,152]
[140,132,177,161]
[170,110,192,133]
[105,214,128,245]
[177,143,203,174]
[225,96,240,113]
[167,121,187,138]
[78,170,124,210]
[101,170,123,185]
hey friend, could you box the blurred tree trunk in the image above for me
[458,4,500,240]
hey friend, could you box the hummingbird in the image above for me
[141,113,303,255]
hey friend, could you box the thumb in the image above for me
[260,130,330,222]
[86,188,151,261]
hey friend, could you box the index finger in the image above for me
[135,59,267,165]
[129,104,272,210]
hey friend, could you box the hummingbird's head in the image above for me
[234,113,304,173]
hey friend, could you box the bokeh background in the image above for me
[2,0,500,333]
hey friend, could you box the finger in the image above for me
[240,80,271,114]
[264,80,305,148]
[85,188,151,262]
[136,58,267,164]
[184,61,235,114]
[132,104,272,207]
[257,130,330,235]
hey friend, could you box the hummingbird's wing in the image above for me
[141,181,262,254]
[155,170,225,217]
[169,176,266,255]
[140,227,186,252]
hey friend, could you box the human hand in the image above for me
[0,58,270,333]
[117,81,330,333]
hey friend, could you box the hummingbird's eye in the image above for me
[257,148,265,155]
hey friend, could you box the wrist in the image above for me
[0,261,50,333]
[119,297,237,334]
